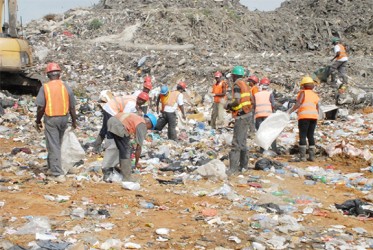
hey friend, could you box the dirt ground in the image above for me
[1,134,372,249]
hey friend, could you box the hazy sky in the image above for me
[14,0,285,24]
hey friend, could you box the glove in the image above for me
[35,121,42,132]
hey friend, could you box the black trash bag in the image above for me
[335,199,373,217]
[259,203,284,214]
[159,161,185,172]
[254,158,284,171]
[156,178,184,185]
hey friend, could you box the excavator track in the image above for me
[0,72,43,96]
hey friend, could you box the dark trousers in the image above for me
[298,119,317,146]
[255,116,277,152]
[229,116,250,169]
[111,132,131,160]
[99,110,113,139]
[155,112,177,140]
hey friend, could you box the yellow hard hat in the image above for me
[300,76,314,86]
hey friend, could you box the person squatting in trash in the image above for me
[154,82,187,141]
[103,113,157,182]
[93,92,150,152]
[35,62,77,183]
[224,66,252,175]
[287,76,320,162]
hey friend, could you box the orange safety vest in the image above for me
[108,95,136,114]
[160,90,180,110]
[44,80,69,116]
[115,112,145,136]
[297,90,319,120]
[251,85,259,96]
[336,44,348,60]
[231,79,251,118]
[212,80,227,103]
[254,91,272,119]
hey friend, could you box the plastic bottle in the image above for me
[139,200,154,209]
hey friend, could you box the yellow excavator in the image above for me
[0,0,42,95]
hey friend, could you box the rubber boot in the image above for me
[308,146,316,162]
[102,167,113,183]
[227,150,240,175]
[93,135,104,153]
[299,145,307,162]
[120,159,137,182]
[239,150,249,171]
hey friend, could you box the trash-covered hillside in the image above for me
[0,0,373,249]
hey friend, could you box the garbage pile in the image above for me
[20,0,372,107]
[0,0,373,249]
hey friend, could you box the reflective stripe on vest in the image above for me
[254,91,272,118]
[336,44,348,60]
[44,80,69,116]
[232,79,251,118]
[297,90,319,120]
[115,112,145,135]
[108,95,136,114]
[164,91,180,107]
[212,80,227,103]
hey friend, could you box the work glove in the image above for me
[35,121,42,132]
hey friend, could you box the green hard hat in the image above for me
[331,37,340,43]
[231,66,245,76]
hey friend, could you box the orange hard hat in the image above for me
[178,81,187,90]
[138,91,149,101]
[214,71,222,78]
[144,76,151,83]
[248,75,259,84]
[45,62,61,73]
[260,77,270,85]
[143,81,152,90]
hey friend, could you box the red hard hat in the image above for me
[137,91,149,101]
[260,77,270,85]
[248,75,259,84]
[45,62,61,73]
[214,71,222,78]
[178,81,187,90]
[144,76,151,83]
[143,81,152,90]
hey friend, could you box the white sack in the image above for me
[195,159,227,180]
[61,128,85,174]
[255,112,290,150]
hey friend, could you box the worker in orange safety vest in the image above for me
[287,76,320,162]
[330,37,348,86]
[253,77,277,154]
[155,82,187,141]
[211,71,227,129]
[35,62,77,183]
[224,66,252,175]
[93,92,150,152]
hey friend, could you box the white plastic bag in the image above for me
[61,128,85,174]
[255,112,290,150]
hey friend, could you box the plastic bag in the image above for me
[255,112,290,150]
[61,128,85,174]
[15,216,51,235]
